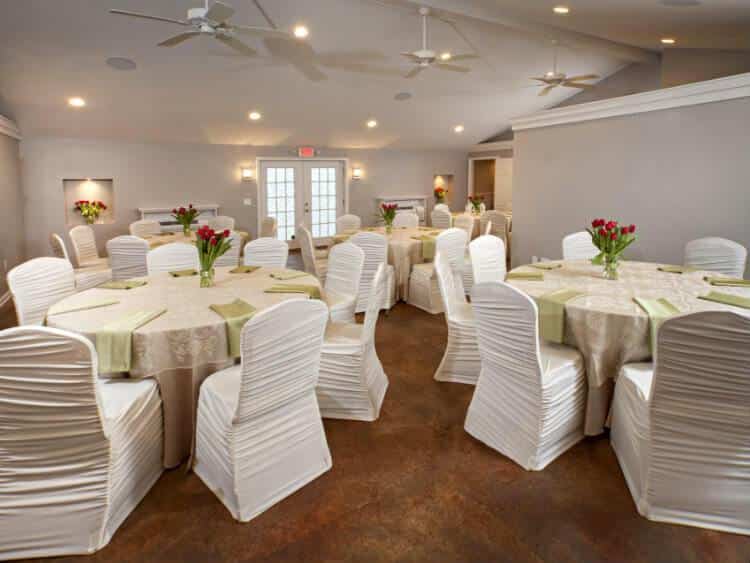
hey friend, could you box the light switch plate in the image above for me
[243,198,253,206]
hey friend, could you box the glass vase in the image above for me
[183,226,191,237]
[200,268,215,288]
[385,224,393,235]
[603,255,619,280]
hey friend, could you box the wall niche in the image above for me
[63,178,115,226]
[433,174,455,205]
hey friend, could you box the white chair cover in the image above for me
[684,237,747,278]
[0,326,163,560]
[208,215,235,231]
[480,211,508,245]
[453,214,474,241]
[483,220,493,236]
[129,220,161,238]
[69,225,107,268]
[336,214,362,233]
[51,233,112,291]
[214,231,241,268]
[562,231,599,261]
[610,311,750,534]
[318,263,389,420]
[146,243,199,275]
[465,282,586,470]
[297,225,327,282]
[324,242,365,323]
[350,231,396,313]
[433,203,450,213]
[260,216,277,239]
[193,299,331,522]
[431,208,452,230]
[7,258,76,325]
[435,228,468,300]
[106,235,149,280]
[243,238,289,269]
[393,212,419,229]
[470,235,507,284]
[49,233,70,261]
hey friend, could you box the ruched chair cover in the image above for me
[317,263,389,421]
[0,326,163,560]
[562,231,599,261]
[453,214,475,241]
[69,225,108,268]
[193,299,331,523]
[49,232,70,261]
[350,231,396,313]
[453,215,476,295]
[335,214,361,233]
[684,237,747,278]
[470,235,507,284]
[208,215,235,231]
[50,233,112,291]
[433,203,450,214]
[297,225,328,282]
[106,235,149,280]
[146,243,199,275]
[392,212,419,229]
[324,242,365,323]
[465,282,587,470]
[431,208,452,230]
[243,238,289,268]
[480,211,508,246]
[214,231,241,268]
[7,257,76,325]
[259,216,277,238]
[610,311,750,534]
[129,219,161,238]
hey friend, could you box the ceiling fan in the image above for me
[531,42,599,96]
[401,7,478,79]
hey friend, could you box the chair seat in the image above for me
[199,364,242,424]
[325,290,357,322]
[539,341,586,386]
[452,302,474,324]
[324,321,365,348]
[97,378,160,424]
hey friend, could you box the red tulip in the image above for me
[598,228,606,237]
[222,229,230,238]
[210,237,218,246]
[610,231,618,240]
[629,225,636,233]
[172,208,177,214]
[188,204,193,209]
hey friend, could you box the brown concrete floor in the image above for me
[7,295,750,562]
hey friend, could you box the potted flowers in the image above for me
[74,200,107,224]
[587,219,637,280]
[195,225,232,288]
[434,186,448,204]
[172,204,200,236]
[468,195,484,215]
[378,203,398,234]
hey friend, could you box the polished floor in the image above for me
[7,300,750,562]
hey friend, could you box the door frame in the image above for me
[467,156,498,198]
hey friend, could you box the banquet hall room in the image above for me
[1,0,750,562]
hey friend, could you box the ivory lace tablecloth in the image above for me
[144,230,250,252]
[506,260,750,435]
[46,266,320,468]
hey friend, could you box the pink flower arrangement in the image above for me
[195,225,232,287]
[172,204,200,235]
[587,218,637,279]
[74,200,107,224]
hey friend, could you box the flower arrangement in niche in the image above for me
[74,200,107,224]
[468,195,484,214]
[172,204,200,235]
[195,225,232,288]
[378,203,398,234]
[587,218,637,280]
[434,186,448,203]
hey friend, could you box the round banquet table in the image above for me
[46,266,320,468]
[506,260,750,436]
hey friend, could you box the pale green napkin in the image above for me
[535,289,584,344]
[265,284,321,299]
[411,235,437,261]
[270,270,309,281]
[506,271,544,281]
[96,309,166,373]
[530,262,563,271]
[698,291,750,309]
[658,265,695,274]
[98,280,148,290]
[169,269,198,277]
[210,299,256,357]
[703,276,750,287]
[229,265,261,274]
[48,298,120,317]
[634,297,680,352]
[332,233,351,245]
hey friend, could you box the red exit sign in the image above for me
[298,146,316,158]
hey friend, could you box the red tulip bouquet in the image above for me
[434,186,447,203]
[379,203,398,233]
[195,225,232,287]
[587,218,637,280]
[172,204,200,235]
[468,195,484,214]
[74,200,107,224]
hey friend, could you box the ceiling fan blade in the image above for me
[404,66,425,79]
[215,34,258,56]
[400,52,420,60]
[530,77,550,83]
[539,84,556,96]
[233,24,291,38]
[264,37,327,82]
[205,1,235,23]
[109,9,188,26]
[563,82,594,89]
[435,63,471,73]
[158,31,201,47]
[447,53,479,62]
[565,74,600,82]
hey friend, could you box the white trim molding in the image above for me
[0,115,21,140]
[511,72,750,132]
[470,140,513,153]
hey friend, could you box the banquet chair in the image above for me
[146,243,199,275]
[208,215,235,231]
[129,219,161,238]
[324,242,365,323]
[0,326,163,560]
[684,237,747,278]
[69,225,109,269]
[470,235,507,284]
[483,221,493,236]
[317,263,389,421]
[611,311,750,534]
[7,258,76,325]
[243,238,289,269]
[336,214,362,233]
[214,231,242,268]
[297,225,328,283]
[431,208,452,230]
[480,211,508,246]
[393,212,419,229]
[106,235,149,280]
[350,231,396,313]
[433,203,450,214]
[50,233,112,291]
[193,299,331,523]
[562,231,599,261]
[465,282,586,470]
[453,214,476,294]
[260,216,277,238]
[453,214,475,241]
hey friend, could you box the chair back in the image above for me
[106,235,149,280]
[684,237,747,278]
[453,214,474,240]
[49,233,70,262]
[562,231,599,261]
[214,231,242,268]
[325,242,364,301]
[243,238,289,268]
[208,215,235,231]
[480,211,508,243]
[296,226,321,277]
[146,243,199,275]
[393,212,418,229]
[260,216,278,239]
[433,203,450,213]
[350,231,388,313]
[470,235,507,284]
[362,263,385,343]
[7,258,76,325]
[234,300,328,423]
[336,214,361,233]
[129,220,161,238]
[431,208,452,229]
[69,225,100,267]
[435,228,468,299]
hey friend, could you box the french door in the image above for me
[259,160,344,243]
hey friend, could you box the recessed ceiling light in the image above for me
[545,71,556,78]
[440,52,452,61]
[248,111,262,121]
[454,125,464,133]
[293,25,309,39]
[68,97,86,108]
[106,57,136,71]
[661,0,701,6]
[553,5,570,14]
[661,37,676,45]
[366,119,378,128]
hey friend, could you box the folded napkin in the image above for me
[332,234,351,245]
[47,298,120,317]
[169,269,198,277]
[411,235,437,261]
[270,270,309,281]
[535,289,584,344]
[698,291,750,310]
[265,284,321,299]
[210,299,257,357]
[163,232,175,236]
[658,265,695,274]
[530,262,563,271]
[703,276,750,287]
[96,309,166,373]
[150,241,167,249]
[98,280,148,290]
[506,271,544,281]
[418,226,433,231]
[229,265,261,274]
[634,297,680,352]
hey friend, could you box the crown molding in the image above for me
[511,72,750,132]
[0,115,21,140]
[470,140,513,153]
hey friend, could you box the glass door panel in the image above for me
[261,163,299,241]
[309,165,339,238]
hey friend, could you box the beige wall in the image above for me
[20,137,468,257]
[0,131,24,293]
[662,49,750,88]
[512,96,750,276]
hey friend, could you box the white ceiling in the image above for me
[0,0,744,149]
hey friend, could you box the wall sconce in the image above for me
[240,167,254,181]
[352,167,363,180]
